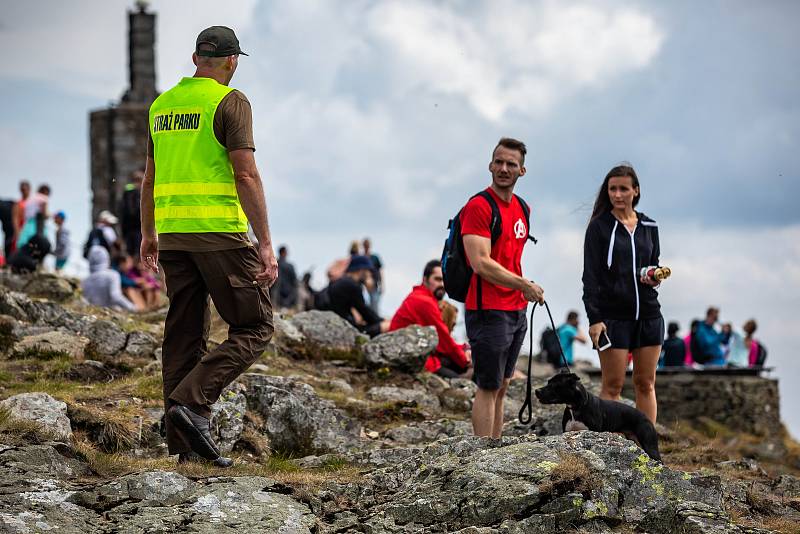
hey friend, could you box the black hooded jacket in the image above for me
[582,211,661,325]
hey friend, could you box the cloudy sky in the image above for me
[1,0,799,435]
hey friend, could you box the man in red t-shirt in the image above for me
[462,137,544,439]
[391,260,471,377]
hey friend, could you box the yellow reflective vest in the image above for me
[149,77,248,234]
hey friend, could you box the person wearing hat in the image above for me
[53,211,70,271]
[324,255,389,338]
[140,26,277,468]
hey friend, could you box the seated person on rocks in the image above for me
[390,260,472,378]
[82,245,136,312]
[115,254,146,311]
[326,255,389,337]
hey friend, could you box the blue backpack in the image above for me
[441,191,536,307]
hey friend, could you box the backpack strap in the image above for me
[514,194,538,244]
[473,191,502,312]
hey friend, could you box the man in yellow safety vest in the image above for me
[140,26,278,467]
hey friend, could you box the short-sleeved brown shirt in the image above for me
[148,88,256,252]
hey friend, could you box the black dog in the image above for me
[535,372,661,462]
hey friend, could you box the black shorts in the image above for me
[605,316,665,350]
[465,309,527,390]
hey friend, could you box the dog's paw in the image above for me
[564,420,589,432]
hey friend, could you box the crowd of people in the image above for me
[0,174,163,312]
[540,306,767,371]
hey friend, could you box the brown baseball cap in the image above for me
[196,26,248,57]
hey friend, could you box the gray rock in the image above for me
[0,393,72,439]
[363,325,438,373]
[774,474,800,498]
[384,419,472,445]
[210,383,247,454]
[12,330,89,360]
[69,470,195,510]
[23,274,76,302]
[242,373,363,456]
[66,360,113,382]
[289,310,366,359]
[124,330,158,358]
[269,313,307,357]
[0,289,32,321]
[440,378,477,412]
[321,432,726,533]
[367,386,441,413]
[86,319,128,357]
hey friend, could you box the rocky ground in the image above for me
[0,272,799,533]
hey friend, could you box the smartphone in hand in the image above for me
[597,331,612,352]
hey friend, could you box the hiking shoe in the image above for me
[167,405,221,461]
[178,450,234,468]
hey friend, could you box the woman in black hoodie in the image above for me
[582,164,663,424]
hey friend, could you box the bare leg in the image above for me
[124,287,146,311]
[472,387,498,437]
[632,345,661,423]
[491,378,511,439]
[599,348,629,401]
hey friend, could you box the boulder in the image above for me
[86,319,128,357]
[105,477,316,533]
[363,326,438,373]
[69,470,195,510]
[440,378,477,412]
[367,386,441,413]
[0,393,72,439]
[124,330,158,358]
[0,289,32,321]
[210,383,247,454]
[269,313,307,357]
[289,310,365,359]
[12,331,89,361]
[66,360,113,382]
[23,274,76,302]
[321,432,727,533]
[241,373,362,456]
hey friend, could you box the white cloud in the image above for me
[368,0,664,120]
[0,0,258,99]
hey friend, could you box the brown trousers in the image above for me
[159,246,273,455]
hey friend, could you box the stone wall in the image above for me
[621,373,781,437]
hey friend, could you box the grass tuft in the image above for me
[538,453,599,497]
[0,407,60,445]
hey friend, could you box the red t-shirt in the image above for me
[461,187,529,311]
[390,285,469,372]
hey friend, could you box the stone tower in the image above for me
[89,1,157,223]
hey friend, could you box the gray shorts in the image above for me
[465,309,527,390]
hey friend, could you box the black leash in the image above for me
[518,300,571,425]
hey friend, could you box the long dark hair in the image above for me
[589,164,640,221]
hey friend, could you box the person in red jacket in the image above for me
[390,260,471,377]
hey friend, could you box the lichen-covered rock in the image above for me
[367,385,441,413]
[23,274,76,302]
[363,326,438,373]
[69,471,194,510]
[0,393,72,439]
[242,373,362,456]
[289,310,366,359]
[12,330,89,361]
[384,419,472,445]
[320,432,727,533]
[86,319,128,357]
[210,383,247,454]
[124,330,158,358]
